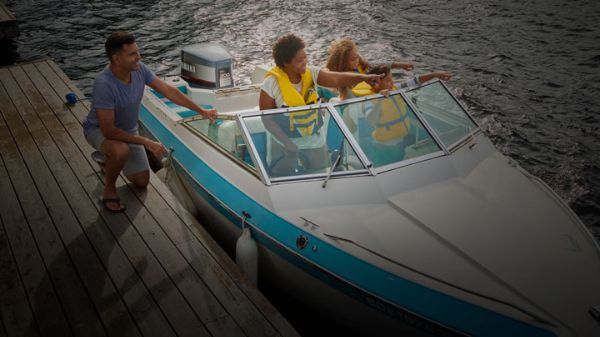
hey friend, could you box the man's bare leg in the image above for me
[101,139,129,211]
[126,170,149,188]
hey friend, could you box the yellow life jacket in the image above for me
[351,82,410,142]
[351,81,375,97]
[371,95,410,142]
[266,67,321,137]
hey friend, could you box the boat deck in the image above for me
[0,59,298,337]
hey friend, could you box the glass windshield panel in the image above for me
[405,81,478,148]
[184,118,257,170]
[240,107,366,179]
[334,93,441,168]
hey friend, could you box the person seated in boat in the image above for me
[354,64,452,165]
[259,33,383,176]
[325,38,415,100]
[83,31,217,213]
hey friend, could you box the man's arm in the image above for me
[96,108,165,157]
[148,77,217,121]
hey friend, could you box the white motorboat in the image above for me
[139,43,600,336]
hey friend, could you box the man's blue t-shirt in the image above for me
[83,62,156,134]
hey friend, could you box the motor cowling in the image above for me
[181,43,234,89]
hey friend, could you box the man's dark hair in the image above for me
[105,31,136,61]
[367,64,391,77]
[272,33,305,68]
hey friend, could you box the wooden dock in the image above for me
[0,60,299,337]
[0,2,18,40]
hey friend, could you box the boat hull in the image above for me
[165,157,462,336]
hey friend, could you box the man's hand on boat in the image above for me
[145,139,166,159]
[201,108,218,123]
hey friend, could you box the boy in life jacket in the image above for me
[356,65,451,166]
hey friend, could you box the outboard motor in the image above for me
[181,43,234,89]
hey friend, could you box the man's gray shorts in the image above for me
[84,127,150,176]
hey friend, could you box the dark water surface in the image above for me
[4,0,600,334]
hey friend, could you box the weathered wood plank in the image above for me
[0,194,39,337]
[32,61,212,337]
[9,64,145,337]
[139,177,284,337]
[46,61,89,123]
[111,177,239,336]
[0,310,6,337]
[0,3,14,22]
[119,186,246,337]
[20,62,177,337]
[0,67,105,337]
[149,174,298,337]
[0,311,6,337]
[0,80,73,337]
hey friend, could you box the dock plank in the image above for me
[0,67,106,336]
[0,78,75,337]
[149,174,298,337]
[0,203,38,337]
[139,177,281,337]
[0,3,13,22]
[0,311,5,337]
[20,62,177,337]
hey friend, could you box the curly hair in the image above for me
[326,38,369,72]
[272,33,305,68]
[326,38,370,99]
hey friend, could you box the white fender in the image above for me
[236,227,258,285]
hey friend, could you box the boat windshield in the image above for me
[404,81,478,148]
[239,106,368,182]
[332,92,442,168]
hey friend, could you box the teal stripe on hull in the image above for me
[139,103,557,337]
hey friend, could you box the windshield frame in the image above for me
[404,79,482,152]
[329,89,447,174]
[235,81,478,183]
[236,103,373,185]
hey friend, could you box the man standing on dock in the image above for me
[83,31,217,213]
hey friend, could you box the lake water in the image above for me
[3,0,599,335]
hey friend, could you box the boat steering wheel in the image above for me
[268,151,310,176]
